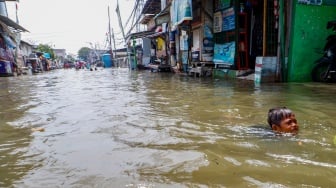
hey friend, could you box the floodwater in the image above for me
[0,68,335,187]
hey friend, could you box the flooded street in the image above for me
[1,68,336,187]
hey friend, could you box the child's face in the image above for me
[272,115,299,134]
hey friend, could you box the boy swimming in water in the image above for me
[267,107,299,134]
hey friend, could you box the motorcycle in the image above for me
[311,20,336,82]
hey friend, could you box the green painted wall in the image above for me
[288,2,336,82]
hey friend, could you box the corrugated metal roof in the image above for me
[0,15,28,32]
[127,30,155,40]
[141,0,161,14]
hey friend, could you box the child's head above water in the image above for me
[268,107,299,134]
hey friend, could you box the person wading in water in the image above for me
[267,107,299,135]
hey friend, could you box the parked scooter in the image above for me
[311,20,336,82]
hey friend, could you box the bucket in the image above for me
[203,38,214,53]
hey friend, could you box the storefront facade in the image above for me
[141,0,336,82]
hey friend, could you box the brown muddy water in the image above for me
[0,68,336,187]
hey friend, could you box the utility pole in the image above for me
[116,0,126,43]
[112,27,117,56]
[87,42,99,63]
[108,6,113,65]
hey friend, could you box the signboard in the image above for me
[215,0,232,11]
[222,7,235,31]
[203,25,214,53]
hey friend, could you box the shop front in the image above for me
[0,7,28,76]
[0,28,16,76]
[170,0,193,73]
[213,0,285,82]
[170,0,215,76]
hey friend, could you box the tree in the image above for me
[36,44,55,59]
[78,47,91,62]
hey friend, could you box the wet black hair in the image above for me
[267,107,294,128]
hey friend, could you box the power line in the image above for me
[125,0,145,37]
[124,0,138,28]
[116,0,126,44]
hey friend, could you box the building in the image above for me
[131,0,336,82]
[0,0,28,76]
[18,39,34,67]
[53,48,66,68]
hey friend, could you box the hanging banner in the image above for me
[203,25,214,53]
[171,0,193,29]
[180,31,189,51]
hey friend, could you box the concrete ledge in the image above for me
[213,69,253,79]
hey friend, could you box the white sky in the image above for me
[6,0,136,54]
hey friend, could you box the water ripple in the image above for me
[266,153,336,168]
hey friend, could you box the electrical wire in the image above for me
[124,0,138,28]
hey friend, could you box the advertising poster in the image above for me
[222,7,235,31]
[203,25,214,53]
[213,42,235,65]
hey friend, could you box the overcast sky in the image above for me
[6,0,136,54]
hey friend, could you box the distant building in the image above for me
[18,40,34,67]
[0,0,28,76]
[53,48,66,67]
[88,49,109,64]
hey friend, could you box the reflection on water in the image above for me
[1,69,336,187]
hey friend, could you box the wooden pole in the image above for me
[108,6,113,61]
